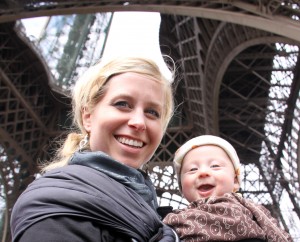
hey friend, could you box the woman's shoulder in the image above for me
[16,216,132,242]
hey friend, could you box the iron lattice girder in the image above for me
[0,1,300,41]
[0,22,66,195]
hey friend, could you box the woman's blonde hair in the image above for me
[42,56,175,172]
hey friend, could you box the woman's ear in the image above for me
[82,107,92,132]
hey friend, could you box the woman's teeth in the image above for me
[117,137,143,148]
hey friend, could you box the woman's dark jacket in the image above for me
[11,151,177,242]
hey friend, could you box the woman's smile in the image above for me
[116,135,144,148]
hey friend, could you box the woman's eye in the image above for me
[146,109,160,118]
[114,101,130,108]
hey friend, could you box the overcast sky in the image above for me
[103,12,160,57]
[102,12,172,79]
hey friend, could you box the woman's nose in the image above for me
[128,110,146,131]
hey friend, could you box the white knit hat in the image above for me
[174,135,242,191]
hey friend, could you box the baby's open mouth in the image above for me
[198,184,214,192]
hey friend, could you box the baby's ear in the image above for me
[233,177,240,192]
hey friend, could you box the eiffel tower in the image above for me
[1,1,300,241]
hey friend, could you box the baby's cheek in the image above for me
[181,176,192,190]
[182,177,197,201]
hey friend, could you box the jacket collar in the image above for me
[69,151,158,210]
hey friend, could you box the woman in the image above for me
[11,56,178,242]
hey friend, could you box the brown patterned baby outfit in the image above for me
[163,193,292,242]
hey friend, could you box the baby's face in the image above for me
[180,145,239,202]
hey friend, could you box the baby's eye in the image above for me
[146,109,160,118]
[211,164,220,168]
[182,167,198,175]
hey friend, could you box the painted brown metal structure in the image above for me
[1,1,300,241]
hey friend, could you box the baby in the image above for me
[163,135,292,242]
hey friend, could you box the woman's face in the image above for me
[82,72,165,168]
